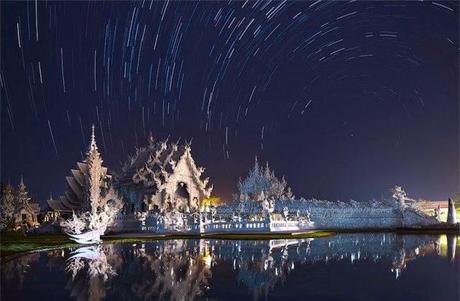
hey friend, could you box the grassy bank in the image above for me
[1,230,333,259]
[0,232,164,259]
[1,232,77,258]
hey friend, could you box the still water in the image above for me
[1,233,459,301]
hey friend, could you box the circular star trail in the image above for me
[1,1,458,202]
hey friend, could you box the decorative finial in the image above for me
[20,174,24,186]
[89,124,98,151]
[91,124,95,142]
[148,131,154,146]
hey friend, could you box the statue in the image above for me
[434,206,440,220]
[447,198,457,224]
[262,198,274,218]
[391,186,408,206]
[210,206,217,222]
[283,207,289,221]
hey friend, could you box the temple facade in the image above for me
[1,178,40,230]
[14,178,40,229]
[115,134,213,215]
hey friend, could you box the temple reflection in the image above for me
[2,233,458,301]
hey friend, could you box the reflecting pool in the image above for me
[1,233,459,301]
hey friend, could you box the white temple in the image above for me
[48,125,112,214]
[0,177,40,230]
[56,126,122,244]
[110,154,315,234]
[115,133,212,215]
[53,128,445,239]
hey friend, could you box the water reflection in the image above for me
[65,246,117,301]
[2,233,458,301]
[447,235,457,262]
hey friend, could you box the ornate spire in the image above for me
[148,131,154,146]
[18,174,27,192]
[85,124,102,167]
[254,156,259,173]
[17,175,30,206]
[89,124,98,153]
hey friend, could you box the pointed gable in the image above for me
[116,137,213,212]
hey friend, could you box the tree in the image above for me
[0,184,16,229]
[453,193,460,206]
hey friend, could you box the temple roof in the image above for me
[120,141,183,175]
[48,195,80,212]
[16,202,40,214]
[116,137,212,198]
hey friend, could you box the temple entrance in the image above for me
[174,182,190,212]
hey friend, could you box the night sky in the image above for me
[1,1,458,205]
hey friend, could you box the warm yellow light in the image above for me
[202,254,212,268]
[440,235,447,257]
[201,196,222,207]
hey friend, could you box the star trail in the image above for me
[1,1,458,204]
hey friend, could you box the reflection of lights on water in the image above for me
[202,255,212,268]
[439,235,451,258]
[391,268,401,279]
[439,235,447,256]
[9,234,456,301]
[439,235,459,261]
